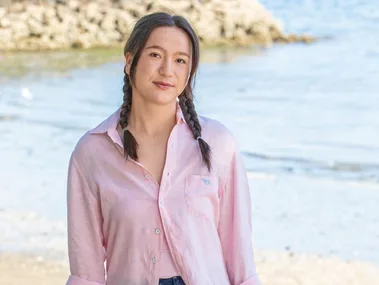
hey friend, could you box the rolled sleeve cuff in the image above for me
[66,275,105,285]
[240,274,262,285]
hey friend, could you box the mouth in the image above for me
[153,81,174,89]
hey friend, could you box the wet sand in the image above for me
[1,250,378,285]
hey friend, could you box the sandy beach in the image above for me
[1,250,378,285]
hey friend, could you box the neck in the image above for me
[128,97,177,138]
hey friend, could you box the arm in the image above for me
[66,155,106,285]
[217,143,261,285]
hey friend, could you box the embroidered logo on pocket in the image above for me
[202,178,212,185]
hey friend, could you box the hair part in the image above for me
[120,12,212,171]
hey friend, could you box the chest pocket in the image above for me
[184,175,219,224]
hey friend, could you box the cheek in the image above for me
[134,65,153,88]
[135,58,157,78]
[177,69,189,84]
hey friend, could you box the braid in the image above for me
[120,68,138,160]
[179,93,212,172]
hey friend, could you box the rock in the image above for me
[65,31,79,47]
[0,0,11,8]
[8,2,24,13]
[157,0,190,13]
[100,13,116,31]
[49,18,68,35]
[27,18,44,36]
[26,5,44,22]
[11,20,29,40]
[147,0,188,14]
[222,13,235,39]
[96,30,110,45]
[17,37,41,50]
[0,40,15,50]
[193,9,220,44]
[250,24,272,45]
[67,0,80,11]
[107,30,122,42]
[0,0,315,51]
[277,34,317,44]
[40,34,54,49]
[60,10,78,27]
[51,34,69,47]
[120,1,145,18]
[302,34,316,43]
[0,7,6,18]
[115,10,134,35]
[0,27,11,41]
[79,17,99,34]
[185,9,200,26]
[189,0,203,11]
[56,4,71,22]
[56,0,68,5]
[268,25,284,41]
[85,2,103,24]
[75,32,96,49]
[43,7,56,24]
[97,0,112,7]
[0,16,10,28]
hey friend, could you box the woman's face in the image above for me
[125,26,192,106]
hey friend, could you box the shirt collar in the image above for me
[89,101,186,136]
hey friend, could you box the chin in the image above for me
[148,93,177,106]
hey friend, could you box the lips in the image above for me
[153,81,174,87]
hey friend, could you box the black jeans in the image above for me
[158,276,185,285]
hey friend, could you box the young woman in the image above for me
[66,12,261,285]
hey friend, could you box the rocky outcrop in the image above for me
[0,0,315,51]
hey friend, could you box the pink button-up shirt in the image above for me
[66,104,261,285]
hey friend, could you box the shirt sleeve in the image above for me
[217,143,261,285]
[66,155,106,285]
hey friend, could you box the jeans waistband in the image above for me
[158,276,185,285]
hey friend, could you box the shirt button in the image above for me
[145,174,150,179]
[167,172,170,176]
[159,199,164,205]
[155,228,161,234]
[152,257,157,263]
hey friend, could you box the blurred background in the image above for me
[0,0,378,284]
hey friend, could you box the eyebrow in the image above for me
[145,45,190,58]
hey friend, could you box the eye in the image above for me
[177,58,186,64]
[149,52,161,58]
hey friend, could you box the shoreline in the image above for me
[0,250,378,285]
[0,45,265,81]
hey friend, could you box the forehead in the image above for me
[145,26,192,54]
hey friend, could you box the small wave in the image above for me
[242,151,379,182]
[0,114,19,122]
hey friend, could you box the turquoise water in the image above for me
[0,0,378,263]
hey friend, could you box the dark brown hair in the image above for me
[120,12,212,171]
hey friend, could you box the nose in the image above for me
[159,58,174,77]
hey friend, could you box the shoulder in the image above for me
[69,131,98,168]
[199,115,238,148]
[70,110,117,166]
[70,128,110,169]
[198,115,239,168]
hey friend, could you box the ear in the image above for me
[124,52,133,75]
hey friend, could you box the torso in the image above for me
[136,138,168,185]
[117,124,169,185]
